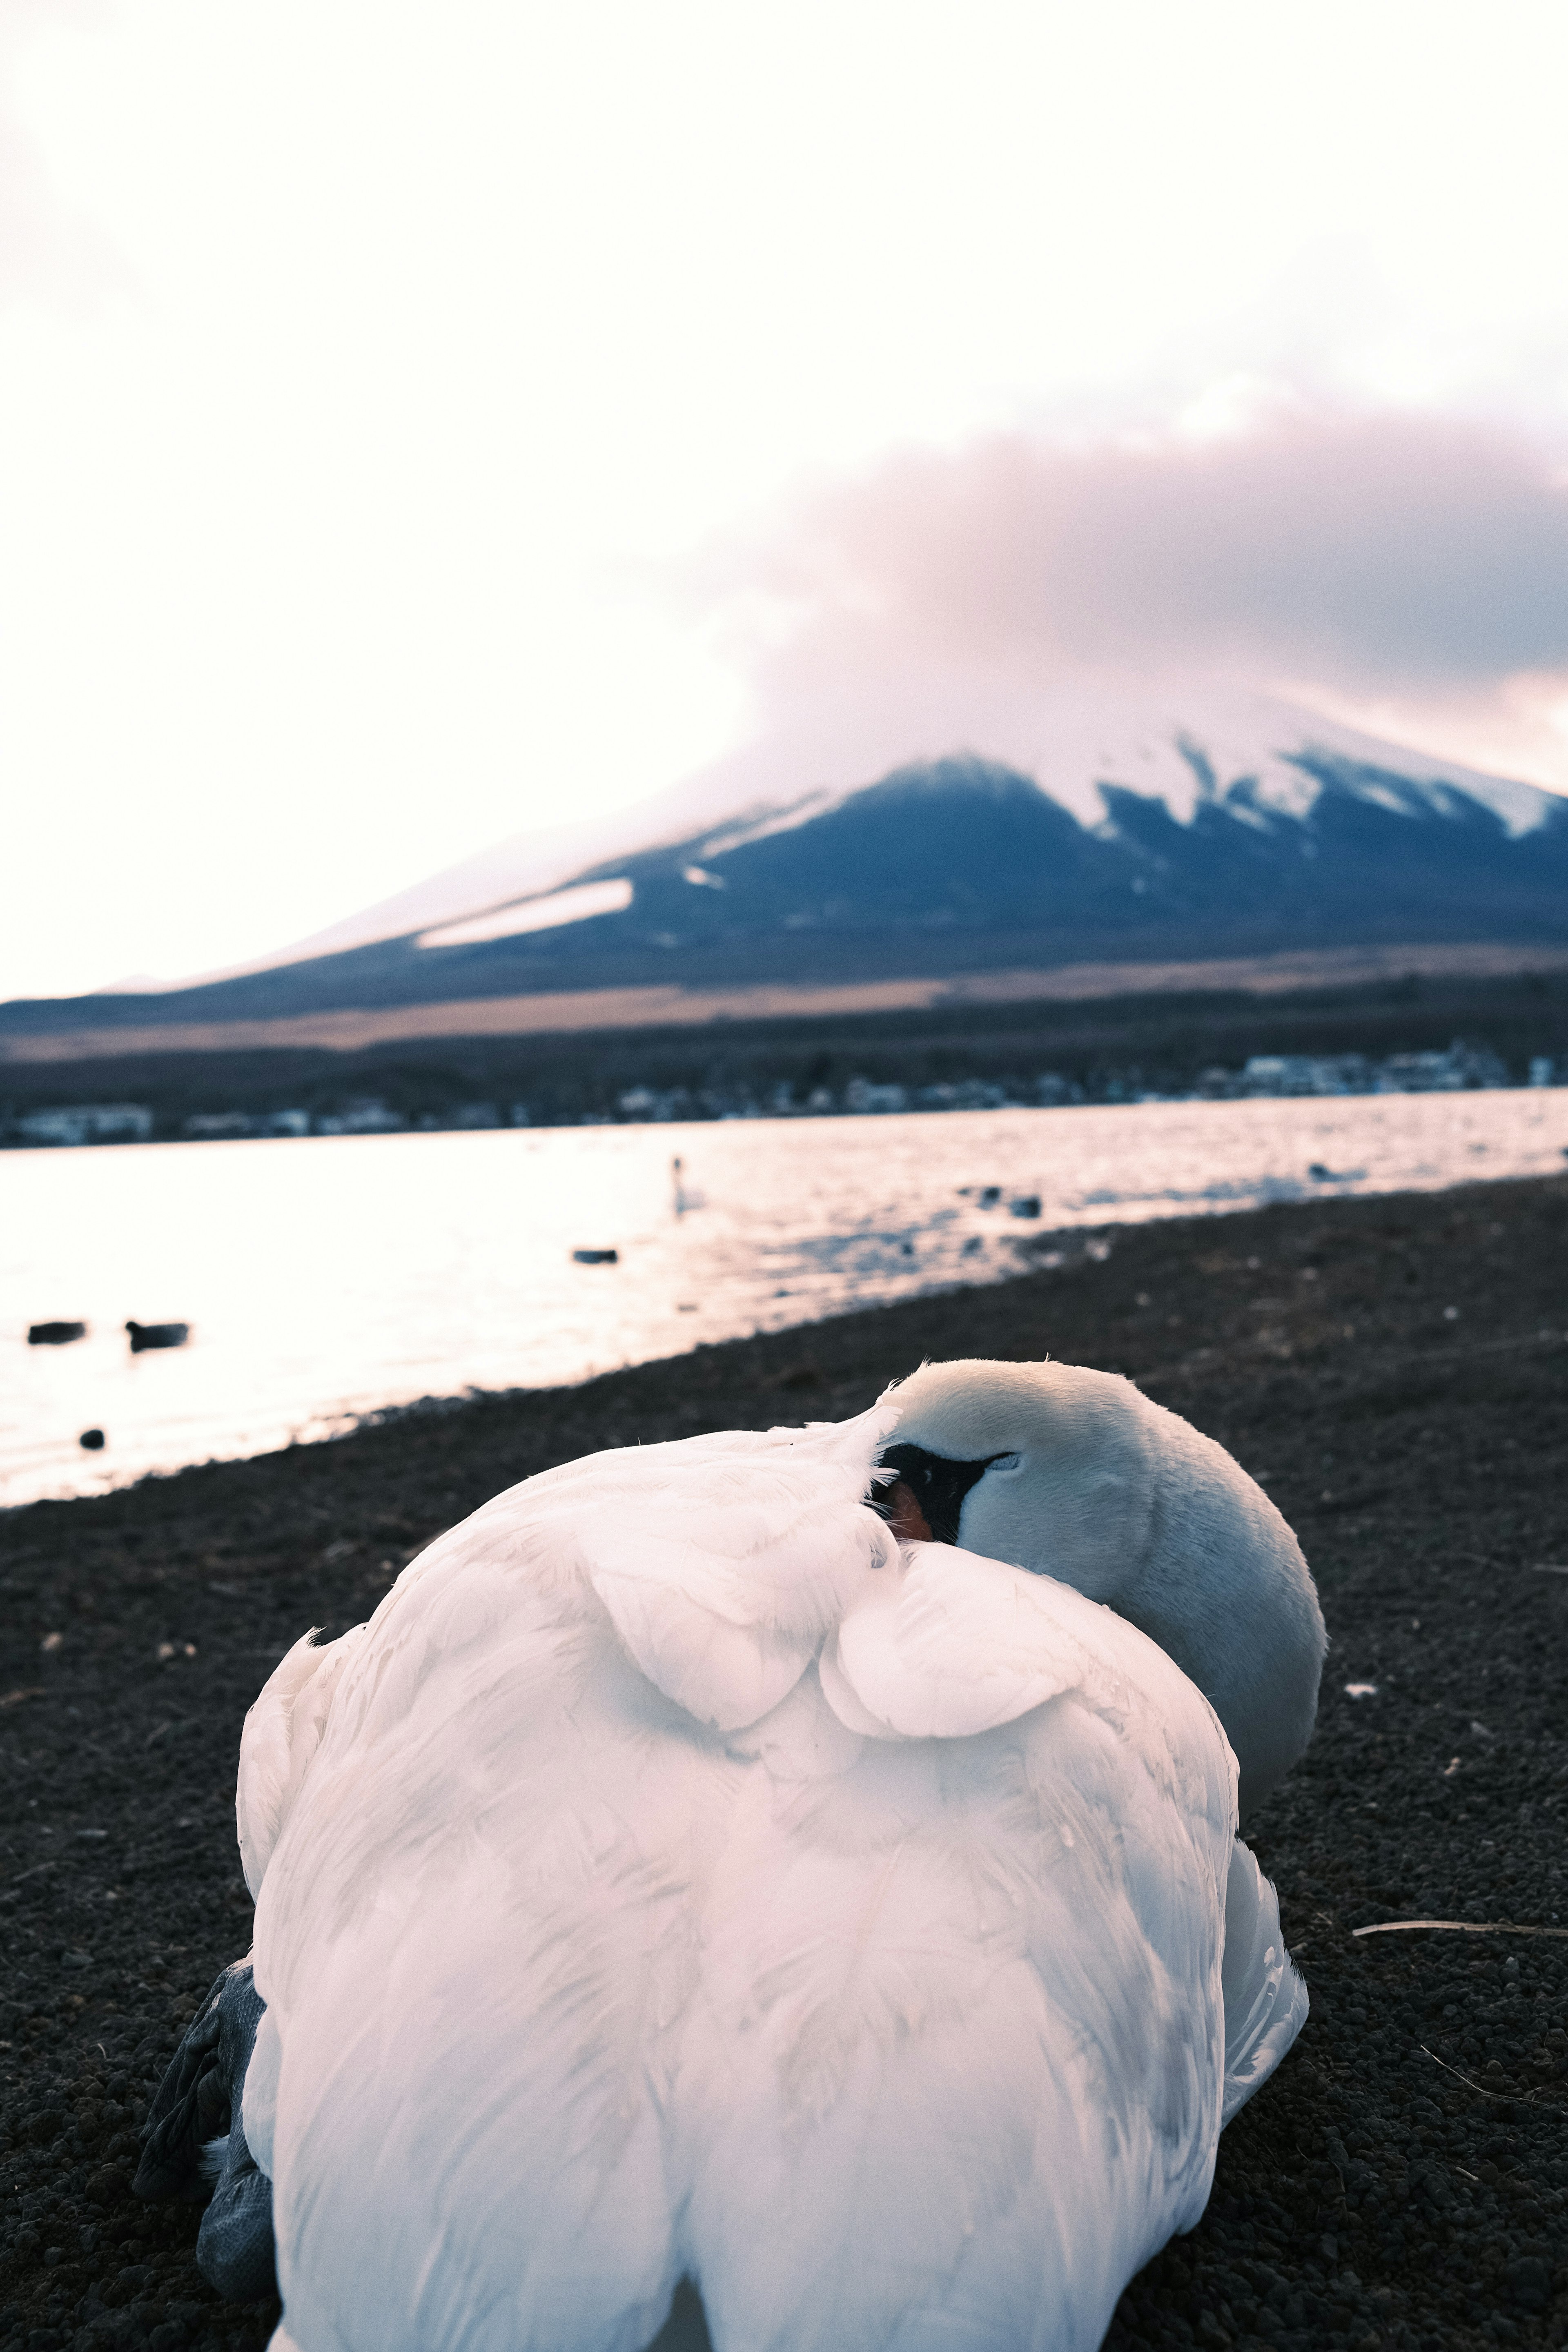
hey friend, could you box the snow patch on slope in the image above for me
[416,878,635,950]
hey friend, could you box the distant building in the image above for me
[183,1112,254,1140]
[1229,1043,1508,1100]
[17,1104,153,1147]
[174,1108,313,1140]
[333,1098,406,1134]
[1238,1055,1372,1097]
[612,1086,696,1122]
[844,1077,909,1114]
[414,1102,501,1132]
[1375,1043,1508,1093]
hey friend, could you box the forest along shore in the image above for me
[1,1172,1566,2352]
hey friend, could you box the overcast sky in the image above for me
[5,0,1568,1002]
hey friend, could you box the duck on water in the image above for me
[126,1319,190,1352]
[136,1357,1326,2352]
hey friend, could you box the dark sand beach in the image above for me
[2,1172,1566,2352]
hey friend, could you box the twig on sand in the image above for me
[1419,2045,1539,2105]
[1354,1919,1568,1940]
[9,1860,57,1886]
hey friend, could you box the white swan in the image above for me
[200,1360,1325,2352]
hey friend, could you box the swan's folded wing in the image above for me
[820,1539,1209,1748]
[575,1403,900,1730]
[252,1621,728,2352]
[236,1626,368,1899]
[238,1403,900,1903]
[240,1408,904,2352]
[1220,1837,1309,2126]
[681,1584,1240,2352]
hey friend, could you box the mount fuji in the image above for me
[5,684,1567,1047]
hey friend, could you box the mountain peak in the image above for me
[12,684,1566,1040]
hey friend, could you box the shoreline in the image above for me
[2,1171,1565,2350]
[9,1087,1568,1515]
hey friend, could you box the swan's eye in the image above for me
[987,1452,1022,1476]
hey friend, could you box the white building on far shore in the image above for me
[16,1103,153,1146]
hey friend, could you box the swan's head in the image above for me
[877,1358,1325,1817]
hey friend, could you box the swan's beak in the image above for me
[871,1442,1010,1546]
[878,1477,933,1542]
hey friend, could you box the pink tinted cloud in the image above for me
[731,408,1568,696]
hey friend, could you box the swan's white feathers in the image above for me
[1218,1838,1310,2127]
[578,1458,899,1728]
[241,2005,281,2178]
[234,1390,1309,2352]
[237,1623,368,1900]
[821,1539,1216,1753]
[673,1655,1231,2352]
[256,1637,723,2352]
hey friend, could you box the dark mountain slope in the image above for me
[4,752,1566,1040]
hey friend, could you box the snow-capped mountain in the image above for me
[176,682,1563,974]
[5,686,1566,1041]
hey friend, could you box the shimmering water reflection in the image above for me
[3,1088,1565,1506]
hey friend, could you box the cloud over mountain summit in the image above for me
[713,407,1568,782]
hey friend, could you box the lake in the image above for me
[3,1087,1566,1508]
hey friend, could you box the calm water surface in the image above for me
[3,1089,1565,1507]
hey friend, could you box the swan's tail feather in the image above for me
[1221,1837,1309,2126]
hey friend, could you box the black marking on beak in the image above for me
[871,1442,1009,1546]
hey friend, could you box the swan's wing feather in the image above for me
[822,1541,1092,1737]
[680,1617,1238,2352]
[1220,1837,1310,2125]
[236,1626,368,1899]
[252,1544,719,2352]
[579,1478,896,1730]
[570,1402,900,1730]
[242,1403,899,1906]
[247,1407,900,2352]
[821,1543,1303,2130]
[820,1538,1224,1757]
